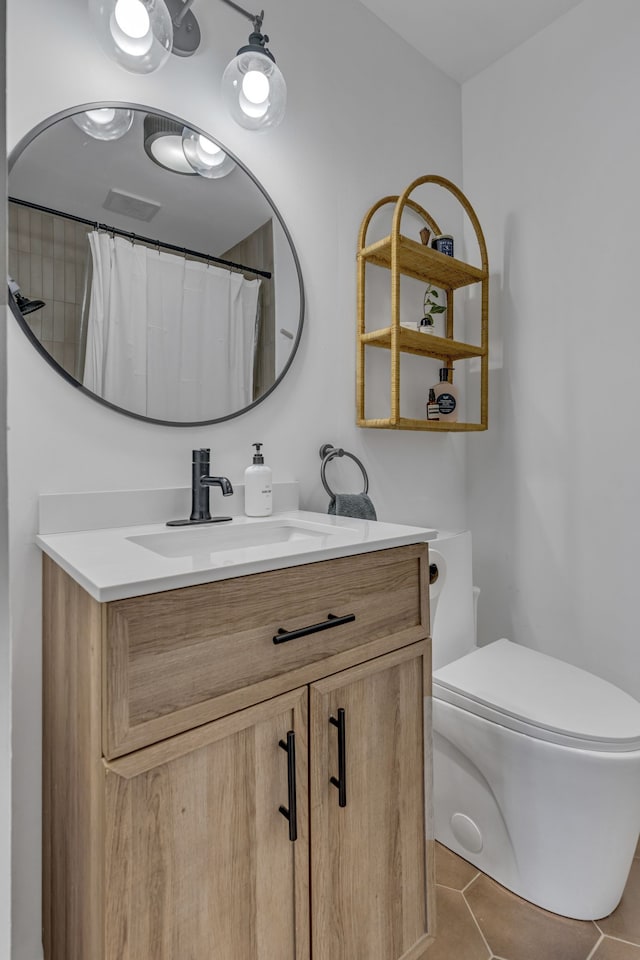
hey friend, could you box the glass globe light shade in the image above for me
[181,129,236,179]
[71,108,134,141]
[221,50,287,132]
[88,0,173,75]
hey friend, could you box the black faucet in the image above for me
[167,449,234,526]
[190,448,234,520]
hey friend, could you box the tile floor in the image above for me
[431,840,640,960]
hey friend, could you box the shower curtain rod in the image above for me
[8,196,272,280]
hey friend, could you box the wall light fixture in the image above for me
[181,128,237,178]
[70,107,236,180]
[89,0,287,131]
[71,107,135,140]
[89,0,175,74]
[143,115,236,178]
[220,3,287,132]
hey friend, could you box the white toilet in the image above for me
[430,529,640,920]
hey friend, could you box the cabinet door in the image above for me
[310,642,434,960]
[104,688,309,960]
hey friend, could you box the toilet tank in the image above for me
[429,530,477,671]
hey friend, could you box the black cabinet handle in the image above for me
[273,612,355,645]
[278,731,298,842]
[329,707,347,808]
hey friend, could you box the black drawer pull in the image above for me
[278,731,298,842]
[273,612,355,645]
[329,707,347,808]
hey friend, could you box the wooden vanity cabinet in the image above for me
[42,543,435,960]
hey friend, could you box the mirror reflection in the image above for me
[8,105,303,424]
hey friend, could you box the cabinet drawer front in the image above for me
[104,544,428,757]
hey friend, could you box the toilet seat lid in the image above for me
[433,639,640,751]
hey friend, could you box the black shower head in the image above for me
[15,292,46,315]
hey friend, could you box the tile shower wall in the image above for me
[8,201,90,379]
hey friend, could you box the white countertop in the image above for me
[36,510,437,602]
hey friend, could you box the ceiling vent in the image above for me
[102,188,162,222]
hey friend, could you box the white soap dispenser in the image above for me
[244,443,273,517]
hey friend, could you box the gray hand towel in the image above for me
[328,493,377,521]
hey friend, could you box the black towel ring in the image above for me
[319,443,369,498]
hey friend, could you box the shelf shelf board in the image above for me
[360,327,486,361]
[358,234,487,288]
[358,417,487,432]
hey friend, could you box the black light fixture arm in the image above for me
[218,0,274,57]
[176,0,266,32]
[219,0,264,32]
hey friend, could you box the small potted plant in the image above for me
[418,284,446,333]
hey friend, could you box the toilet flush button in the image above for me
[450,813,483,854]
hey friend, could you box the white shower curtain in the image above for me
[83,232,261,421]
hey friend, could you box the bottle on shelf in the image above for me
[426,388,440,420]
[431,234,455,257]
[432,367,459,423]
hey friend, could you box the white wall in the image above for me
[7,1,465,956]
[463,0,640,696]
[0,1,12,957]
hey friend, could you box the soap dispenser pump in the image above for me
[244,443,273,517]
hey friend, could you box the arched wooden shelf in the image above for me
[356,175,489,431]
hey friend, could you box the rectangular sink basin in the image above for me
[127,517,355,559]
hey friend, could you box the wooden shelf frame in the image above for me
[361,327,485,362]
[360,235,486,289]
[356,175,489,431]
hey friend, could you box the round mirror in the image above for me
[8,103,304,425]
